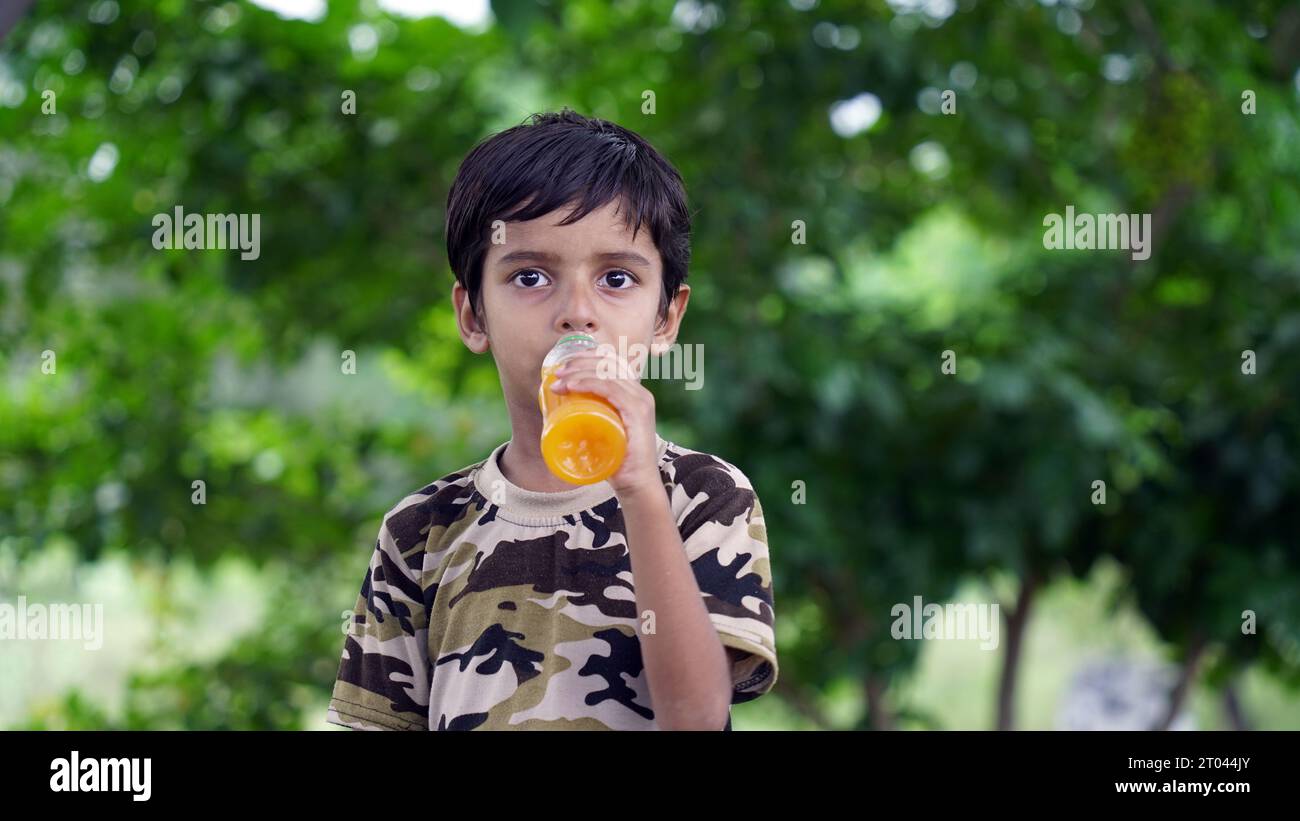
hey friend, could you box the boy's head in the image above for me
[445,109,692,412]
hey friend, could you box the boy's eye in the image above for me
[511,269,551,288]
[601,269,638,289]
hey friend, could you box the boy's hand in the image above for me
[548,347,662,499]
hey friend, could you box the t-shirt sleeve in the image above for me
[673,456,779,704]
[326,507,431,731]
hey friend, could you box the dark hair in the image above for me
[445,109,692,326]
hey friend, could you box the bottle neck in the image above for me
[545,334,598,367]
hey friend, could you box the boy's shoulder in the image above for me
[373,456,488,553]
[657,439,764,541]
[658,438,757,494]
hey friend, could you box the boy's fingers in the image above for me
[557,374,631,402]
[559,353,636,380]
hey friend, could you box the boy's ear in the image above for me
[652,283,690,353]
[452,281,490,354]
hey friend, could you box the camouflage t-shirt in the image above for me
[326,433,778,731]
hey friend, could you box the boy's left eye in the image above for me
[601,269,638,289]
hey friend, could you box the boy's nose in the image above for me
[557,291,598,333]
[560,317,597,333]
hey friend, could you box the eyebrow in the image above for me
[494,249,653,268]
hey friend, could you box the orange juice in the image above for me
[537,334,627,485]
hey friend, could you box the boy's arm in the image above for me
[551,350,778,729]
[621,482,734,731]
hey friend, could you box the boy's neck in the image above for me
[498,399,585,493]
[497,436,585,494]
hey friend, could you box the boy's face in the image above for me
[453,198,689,418]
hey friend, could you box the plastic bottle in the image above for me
[537,333,628,485]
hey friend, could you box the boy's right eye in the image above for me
[510,269,551,288]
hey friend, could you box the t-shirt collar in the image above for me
[473,433,670,519]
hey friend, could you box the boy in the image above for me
[326,109,777,730]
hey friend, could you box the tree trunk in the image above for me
[1221,677,1252,731]
[996,570,1039,731]
[1153,632,1205,730]
[782,683,834,731]
[865,673,893,730]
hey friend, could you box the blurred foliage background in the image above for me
[1,0,1298,730]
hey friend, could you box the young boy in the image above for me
[326,109,777,731]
